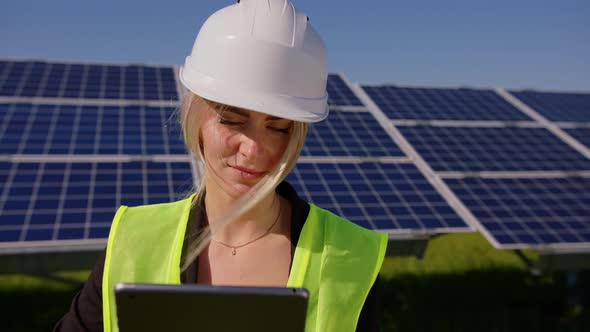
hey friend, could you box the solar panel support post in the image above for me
[513,249,542,276]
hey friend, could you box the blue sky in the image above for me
[1,0,588,91]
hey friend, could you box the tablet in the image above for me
[115,283,309,332]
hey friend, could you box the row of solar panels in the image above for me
[364,86,590,122]
[2,157,588,248]
[0,103,401,157]
[0,160,470,242]
[0,59,589,254]
[3,60,589,122]
[0,60,178,100]
[1,102,587,171]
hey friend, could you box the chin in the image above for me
[204,168,266,198]
[220,179,260,198]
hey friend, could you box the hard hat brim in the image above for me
[180,66,329,123]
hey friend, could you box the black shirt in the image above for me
[54,182,381,331]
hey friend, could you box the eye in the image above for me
[219,118,242,125]
[268,125,291,134]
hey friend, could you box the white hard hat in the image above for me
[179,0,329,123]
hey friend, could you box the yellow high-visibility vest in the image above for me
[103,194,387,332]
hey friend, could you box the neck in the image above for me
[203,183,280,244]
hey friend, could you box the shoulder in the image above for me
[304,204,387,282]
[306,203,388,258]
[308,203,383,238]
[108,194,197,236]
[116,194,196,219]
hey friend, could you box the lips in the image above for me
[230,165,266,179]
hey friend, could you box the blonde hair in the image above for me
[178,91,308,271]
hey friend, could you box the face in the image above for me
[199,101,293,197]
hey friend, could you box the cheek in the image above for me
[266,134,290,162]
[201,122,238,158]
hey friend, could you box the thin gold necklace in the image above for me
[210,201,282,256]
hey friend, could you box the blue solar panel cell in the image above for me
[30,212,57,225]
[0,214,25,226]
[0,61,7,75]
[25,228,53,241]
[88,226,110,239]
[446,176,590,247]
[58,227,85,240]
[0,231,20,242]
[1,62,24,96]
[399,126,590,172]
[286,162,466,231]
[61,213,87,224]
[159,67,179,101]
[0,161,193,243]
[363,86,531,121]
[19,62,44,97]
[326,74,363,106]
[511,91,590,122]
[42,63,65,97]
[301,110,404,157]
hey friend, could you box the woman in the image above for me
[55,1,387,331]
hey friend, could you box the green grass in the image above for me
[379,233,589,332]
[0,270,89,291]
[380,232,538,277]
[1,232,588,331]
[0,271,90,331]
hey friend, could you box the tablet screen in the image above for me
[115,283,309,332]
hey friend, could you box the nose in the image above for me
[238,129,263,160]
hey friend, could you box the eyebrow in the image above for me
[225,107,286,121]
[225,107,248,117]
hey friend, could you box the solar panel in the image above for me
[0,103,186,155]
[286,162,467,231]
[398,125,590,172]
[0,161,193,243]
[301,110,404,157]
[565,128,590,149]
[8,57,588,257]
[327,74,363,106]
[511,90,590,122]
[445,176,590,248]
[362,86,531,121]
[0,60,178,100]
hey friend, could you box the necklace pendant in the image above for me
[231,248,236,256]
